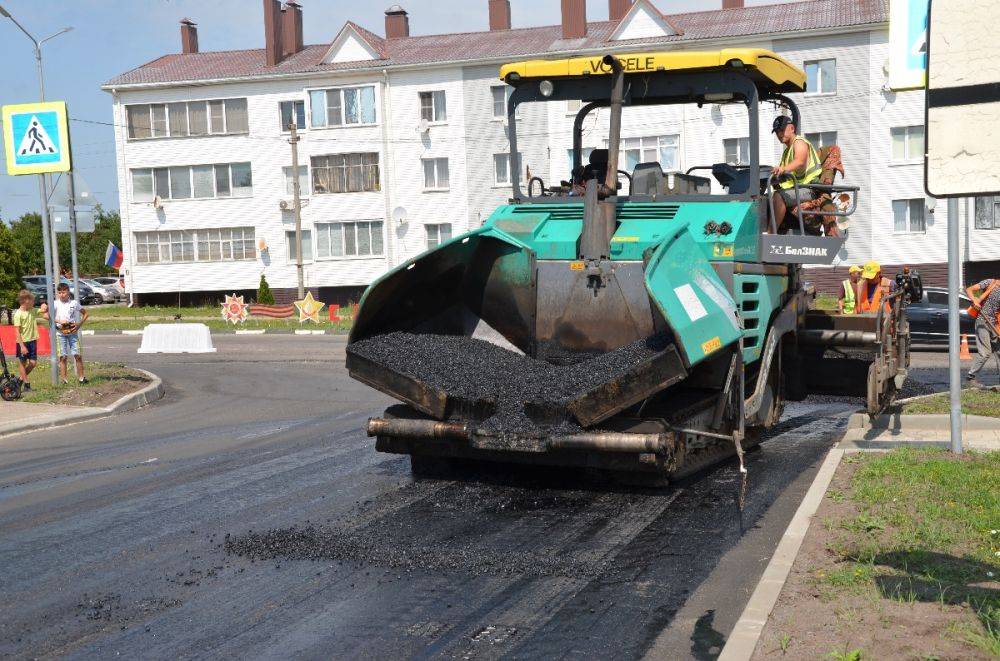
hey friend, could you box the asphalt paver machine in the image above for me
[347,49,914,483]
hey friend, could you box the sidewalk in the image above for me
[0,369,164,438]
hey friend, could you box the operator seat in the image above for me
[711,163,751,195]
[631,162,665,195]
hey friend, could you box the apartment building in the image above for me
[104,0,1000,305]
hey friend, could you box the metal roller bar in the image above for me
[366,418,470,441]
[547,432,667,453]
[798,329,878,347]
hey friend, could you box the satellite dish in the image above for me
[151,195,163,209]
[392,206,408,225]
[416,118,430,134]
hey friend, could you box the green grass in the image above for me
[829,449,1000,655]
[19,362,145,405]
[901,389,1000,417]
[814,294,840,311]
[84,304,354,332]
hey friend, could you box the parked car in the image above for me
[24,282,48,306]
[21,276,101,305]
[905,287,976,345]
[92,276,125,301]
[82,279,118,303]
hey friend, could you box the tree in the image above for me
[0,222,24,308]
[257,273,275,304]
[8,212,45,275]
[56,206,123,276]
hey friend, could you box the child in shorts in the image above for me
[13,289,40,391]
[42,283,89,384]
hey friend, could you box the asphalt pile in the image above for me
[347,332,671,436]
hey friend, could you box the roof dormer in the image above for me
[609,0,682,42]
[323,22,386,64]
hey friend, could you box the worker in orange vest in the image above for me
[964,277,1000,386]
[856,261,894,314]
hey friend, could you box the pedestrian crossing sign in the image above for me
[2,101,72,175]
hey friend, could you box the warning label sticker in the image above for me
[674,284,707,322]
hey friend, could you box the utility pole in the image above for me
[67,171,80,301]
[946,197,962,454]
[1,6,72,385]
[288,121,305,299]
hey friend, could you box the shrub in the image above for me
[257,273,275,305]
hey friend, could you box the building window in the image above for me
[126,98,248,139]
[283,165,310,196]
[804,59,837,94]
[285,229,313,263]
[890,125,924,163]
[419,91,447,123]
[314,221,384,258]
[805,131,838,148]
[494,152,521,185]
[279,100,306,131]
[310,153,380,194]
[892,198,926,233]
[974,196,1000,229]
[491,86,508,119]
[723,137,750,166]
[134,227,255,264]
[619,135,679,171]
[422,158,450,190]
[567,147,596,170]
[308,86,376,127]
[130,162,252,202]
[426,223,452,249]
[566,99,582,114]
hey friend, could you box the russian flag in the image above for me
[105,242,124,270]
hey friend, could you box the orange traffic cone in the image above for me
[960,334,972,360]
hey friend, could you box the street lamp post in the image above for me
[0,4,72,386]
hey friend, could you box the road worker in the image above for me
[838,266,862,314]
[769,115,822,233]
[964,276,1000,386]
[857,261,894,314]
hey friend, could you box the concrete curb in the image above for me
[718,448,845,661]
[847,412,1000,432]
[0,369,164,439]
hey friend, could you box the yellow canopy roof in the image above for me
[499,48,805,93]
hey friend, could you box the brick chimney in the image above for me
[488,0,511,31]
[722,0,744,8]
[609,0,631,21]
[560,0,586,39]
[264,0,284,66]
[282,1,304,57]
[385,5,409,39]
[180,18,198,54]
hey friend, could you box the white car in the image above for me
[92,277,126,301]
[82,279,117,304]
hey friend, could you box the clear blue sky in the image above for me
[0,0,792,220]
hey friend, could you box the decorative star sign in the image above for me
[221,293,249,324]
[294,291,324,324]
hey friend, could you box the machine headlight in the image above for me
[539,80,555,97]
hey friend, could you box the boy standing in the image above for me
[42,283,88,384]
[12,289,40,391]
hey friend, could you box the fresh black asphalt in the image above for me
[0,335,952,659]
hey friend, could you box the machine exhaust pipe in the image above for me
[601,54,624,198]
[580,54,624,262]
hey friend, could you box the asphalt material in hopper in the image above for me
[348,332,671,435]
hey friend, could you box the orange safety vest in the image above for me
[969,280,998,320]
[857,277,892,314]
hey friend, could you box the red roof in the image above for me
[104,0,887,87]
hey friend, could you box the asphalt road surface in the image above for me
[0,336,958,659]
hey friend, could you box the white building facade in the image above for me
[104,0,1000,305]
